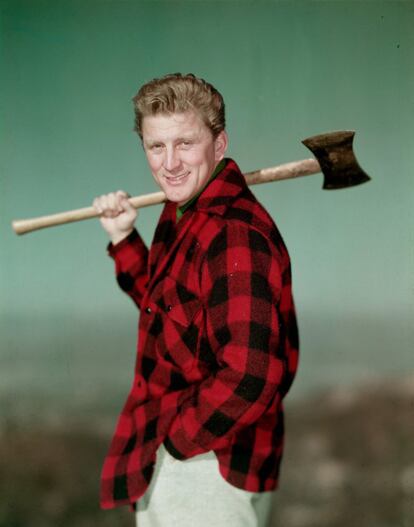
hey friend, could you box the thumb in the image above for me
[121,195,138,216]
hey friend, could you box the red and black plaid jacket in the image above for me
[100,159,299,509]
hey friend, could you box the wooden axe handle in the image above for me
[12,158,320,235]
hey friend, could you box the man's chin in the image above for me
[162,182,197,204]
[164,191,190,206]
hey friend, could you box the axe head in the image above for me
[302,131,371,190]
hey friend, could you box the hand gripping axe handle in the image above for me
[12,130,370,235]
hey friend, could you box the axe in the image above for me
[11,130,370,235]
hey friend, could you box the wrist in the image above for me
[110,228,134,246]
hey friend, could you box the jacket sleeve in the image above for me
[164,222,286,458]
[107,228,149,309]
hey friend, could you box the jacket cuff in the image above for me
[106,228,141,258]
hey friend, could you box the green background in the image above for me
[1,0,413,417]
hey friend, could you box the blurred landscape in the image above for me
[274,375,414,527]
[1,311,413,526]
[1,375,413,527]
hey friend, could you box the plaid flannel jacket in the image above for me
[100,159,299,509]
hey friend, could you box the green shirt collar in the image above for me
[176,159,226,222]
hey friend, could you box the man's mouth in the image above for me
[164,172,190,185]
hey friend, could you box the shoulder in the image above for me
[198,191,287,261]
[202,219,273,259]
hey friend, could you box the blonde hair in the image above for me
[132,73,225,139]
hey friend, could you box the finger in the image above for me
[94,195,110,214]
[106,192,118,211]
[92,197,102,214]
[106,192,123,213]
[97,194,115,218]
[101,193,120,216]
[114,190,136,215]
[116,190,130,199]
[119,196,136,214]
[99,194,110,211]
[115,190,130,212]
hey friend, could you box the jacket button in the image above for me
[145,307,152,314]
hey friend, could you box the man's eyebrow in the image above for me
[144,138,163,147]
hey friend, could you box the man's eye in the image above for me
[151,144,163,152]
[180,141,192,148]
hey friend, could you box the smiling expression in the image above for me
[142,111,228,206]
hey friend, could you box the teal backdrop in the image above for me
[1,0,413,418]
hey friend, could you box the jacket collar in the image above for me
[191,158,247,217]
[146,158,247,288]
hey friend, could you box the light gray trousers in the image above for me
[135,444,274,527]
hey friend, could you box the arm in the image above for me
[93,190,149,309]
[164,222,286,458]
[108,229,149,309]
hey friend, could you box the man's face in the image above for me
[142,111,227,206]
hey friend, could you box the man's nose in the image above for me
[164,147,181,172]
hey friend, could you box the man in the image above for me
[93,73,299,526]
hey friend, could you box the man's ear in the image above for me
[214,130,228,161]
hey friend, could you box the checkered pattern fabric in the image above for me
[100,159,299,509]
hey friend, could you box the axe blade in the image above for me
[302,130,371,190]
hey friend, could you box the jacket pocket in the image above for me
[151,276,202,372]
